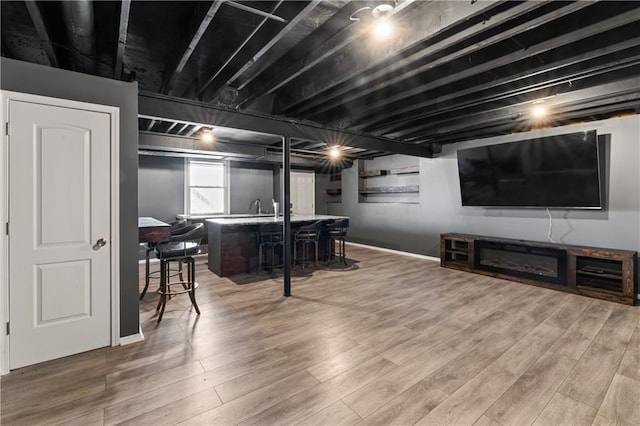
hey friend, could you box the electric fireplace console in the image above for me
[440,233,637,305]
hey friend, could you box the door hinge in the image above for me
[4,122,8,136]
[5,322,9,335]
[5,222,8,236]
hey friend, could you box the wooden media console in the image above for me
[440,233,638,305]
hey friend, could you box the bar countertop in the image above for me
[206,214,348,226]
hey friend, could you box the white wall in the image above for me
[328,115,640,256]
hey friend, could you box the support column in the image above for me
[283,135,291,296]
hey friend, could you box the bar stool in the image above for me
[256,222,284,276]
[325,218,349,266]
[294,220,323,269]
[154,223,204,323]
[140,219,188,300]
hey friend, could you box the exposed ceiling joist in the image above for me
[114,0,131,80]
[279,0,513,116]
[195,0,285,100]
[364,37,640,134]
[184,124,203,137]
[161,1,223,95]
[229,0,323,91]
[138,91,434,157]
[317,1,592,125]
[60,0,96,74]
[224,1,287,23]
[23,1,59,68]
[408,77,640,141]
[139,131,265,158]
[345,5,640,130]
[139,131,331,167]
[235,0,425,109]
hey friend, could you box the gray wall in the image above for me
[1,58,140,337]
[138,156,184,222]
[326,115,640,257]
[138,156,277,217]
[229,162,275,214]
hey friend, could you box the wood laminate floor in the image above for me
[2,244,639,425]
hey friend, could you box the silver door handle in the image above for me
[95,238,107,249]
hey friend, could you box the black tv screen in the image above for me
[457,130,602,208]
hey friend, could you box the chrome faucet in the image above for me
[249,198,263,214]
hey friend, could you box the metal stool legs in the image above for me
[294,239,318,268]
[140,246,182,301]
[155,257,199,323]
[327,236,347,266]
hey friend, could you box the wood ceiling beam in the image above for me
[139,132,326,167]
[184,125,204,137]
[194,0,285,100]
[224,1,287,23]
[304,1,592,124]
[161,1,223,95]
[278,0,514,116]
[234,0,418,110]
[138,91,434,157]
[361,38,640,134]
[175,123,191,135]
[23,0,59,68]
[114,0,131,80]
[229,0,323,91]
[139,132,265,158]
[367,44,640,134]
[341,4,639,130]
[346,7,640,132]
[402,77,640,141]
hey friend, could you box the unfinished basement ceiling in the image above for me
[2,0,639,159]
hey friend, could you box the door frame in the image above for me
[0,90,120,374]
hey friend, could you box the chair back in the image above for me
[295,220,323,241]
[156,223,204,260]
[326,218,348,237]
[258,223,284,244]
[169,219,188,233]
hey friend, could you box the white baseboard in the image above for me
[346,241,440,262]
[119,327,145,345]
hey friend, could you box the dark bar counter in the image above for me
[207,215,349,277]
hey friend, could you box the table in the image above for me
[138,217,171,243]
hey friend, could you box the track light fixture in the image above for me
[328,145,342,160]
[200,127,215,143]
[350,1,397,40]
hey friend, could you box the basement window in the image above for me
[187,160,227,214]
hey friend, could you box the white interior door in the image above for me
[8,99,112,369]
[290,171,315,215]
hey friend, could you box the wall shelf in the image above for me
[440,233,637,305]
[359,185,419,194]
[389,165,419,175]
[359,170,388,178]
[326,188,342,195]
[330,173,342,181]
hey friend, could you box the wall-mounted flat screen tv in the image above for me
[457,130,602,209]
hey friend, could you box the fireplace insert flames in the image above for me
[474,240,567,285]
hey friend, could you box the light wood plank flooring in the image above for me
[2,244,639,425]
